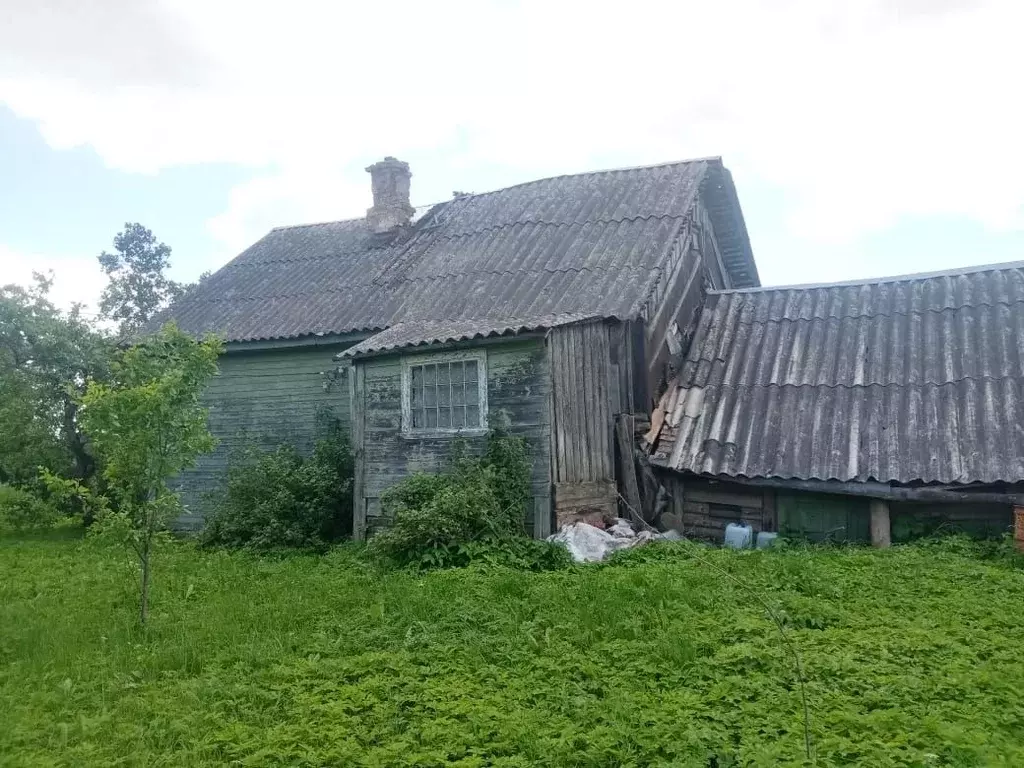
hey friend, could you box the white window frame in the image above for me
[401,350,488,437]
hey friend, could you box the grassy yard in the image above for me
[1,531,1023,767]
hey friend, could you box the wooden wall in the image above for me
[657,470,1014,544]
[174,342,354,530]
[548,321,620,527]
[657,473,771,541]
[888,502,1012,541]
[352,338,552,540]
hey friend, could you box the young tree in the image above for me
[98,223,188,337]
[0,273,111,484]
[78,324,221,624]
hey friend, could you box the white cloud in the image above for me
[2,0,1023,283]
[0,245,108,313]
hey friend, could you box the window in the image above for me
[402,352,487,435]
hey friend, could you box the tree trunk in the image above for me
[139,548,151,625]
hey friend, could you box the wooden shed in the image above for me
[645,262,1024,545]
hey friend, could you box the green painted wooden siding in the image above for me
[175,343,352,529]
[354,339,552,538]
[777,492,870,543]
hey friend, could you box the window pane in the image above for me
[466,406,480,427]
[412,408,424,428]
[464,360,478,384]
[438,385,450,407]
[450,361,463,383]
[423,365,435,387]
[425,409,437,428]
[412,382,423,408]
[437,364,450,386]
[411,366,422,387]
[466,380,479,406]
[452,380,465,406]
[452,406,466,428]
[424,385,436,407]
[437,406,451,428]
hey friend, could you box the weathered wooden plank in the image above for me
[870,499,891,548]
[615,415,642,521]
[554,480,616,503]
[683,487,764,509]
[534,495,552,539]
[351,362,368,541]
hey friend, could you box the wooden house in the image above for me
[159,156,758,534]
[159,154,1024,545]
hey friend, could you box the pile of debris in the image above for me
[547,516,682,563]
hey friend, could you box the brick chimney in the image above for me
[366,157,414,233]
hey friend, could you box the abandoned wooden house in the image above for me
[159,154,1024,545]
[160,156,758,535]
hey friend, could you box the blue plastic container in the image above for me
[756,531,779,549]
[724,523,753,549]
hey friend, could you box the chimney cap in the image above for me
[366,156,410,173]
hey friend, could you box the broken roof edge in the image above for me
[712,258,1024,295]
[707,163,760,288]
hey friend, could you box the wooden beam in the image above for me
[351,363,368,541]
[615,415,643,522]
[870,499,891,548]
[705,475,1024,506]
[1015,507,1024,552]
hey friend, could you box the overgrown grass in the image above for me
[2,532,1023,766]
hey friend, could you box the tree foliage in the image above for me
[0,274,111,483]
[78,323,222,623]
[98,223,190,337]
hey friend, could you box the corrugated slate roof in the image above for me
[156,158,758,343]
[650,261,1024,485]
[342,314,598,357]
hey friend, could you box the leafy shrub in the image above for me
[36,469,110,526]
[202,426,354,551]
[0,484,58,531]
[368,429,564,570]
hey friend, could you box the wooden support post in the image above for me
[615,415,643,522]
[1014,507,1024,552]
[870,499,891,548]
[351,364,367,542]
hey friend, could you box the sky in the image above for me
[2,0,1023,312]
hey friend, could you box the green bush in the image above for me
[202,427,354,551]
[369,429,567,571]
[0,484,58,531]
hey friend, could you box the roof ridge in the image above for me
[456,156,720,201]
[263,158,718,232]
[712,259,1024,295]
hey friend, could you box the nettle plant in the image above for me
[369,425,571,572]
[79,323,221,624]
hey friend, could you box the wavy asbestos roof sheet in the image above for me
[650,261,1024,485]
[153,158,758,343]
[342,314,599,358]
